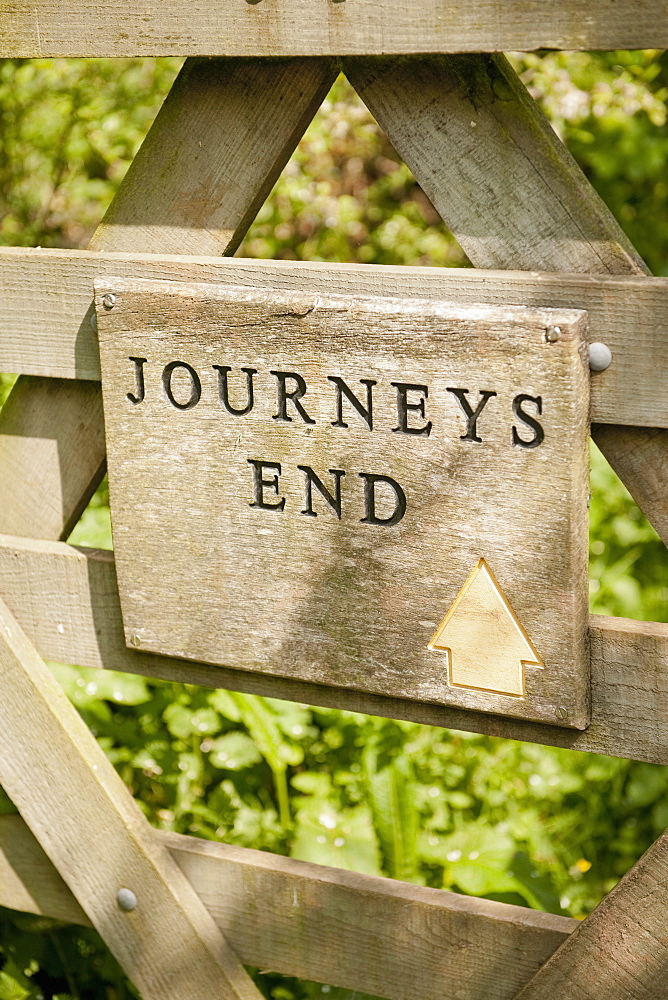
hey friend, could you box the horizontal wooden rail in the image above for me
[1,248,667,429]
[0,812,575,1000]
[0,535,667,763]
[0,1,666,57]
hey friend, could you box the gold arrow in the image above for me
[428,559,544,697]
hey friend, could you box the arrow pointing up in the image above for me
[428,559,543,697]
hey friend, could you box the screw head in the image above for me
[102,293,116,310]
[555,706,568,720]
[130,634,141,647]
[117,888,137,911]
[588,342,612,372]
[545,325,561,343]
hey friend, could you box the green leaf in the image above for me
[51,663,150,705]
[229,694,302,769]
[292,800,382,876]
[228,694,298,827]
[0,962,34,1000]
[625,764,668,808]
[208,732,262,770]
[432,823,544,909]
[163,704,221,739]
[208,689,242,722]
[366,751,421,883]
[291,772,333,797]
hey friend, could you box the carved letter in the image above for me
[298,466,345,518]
[248,459,285,512]
[328,376,376,431]
[127,356,147,405]
[162,361,201,411]
[270,371,315,425]
[446,388,497,442]
[391,382,432,437]
[213,365,257,416]
[512,394,544,449]
[359,473,407,527]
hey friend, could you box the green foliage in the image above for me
[515,50,668,275]
[0,49,667,1000]
[0,916,135,1000]
[0,58,180,248]
[238,80,465,267]
[589,444,667,619]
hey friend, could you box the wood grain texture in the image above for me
[1,248,667,429]
[512,826,668,1000]
[345,54,646,277]
[0,377,106,539]
[0,814,576,1000]
[1,536,667,763]
[0,814,88,927]
[0,56,333,541]
[90,58,338,257]
[96,277,590,728]
[0,1,666,57]
[0,597,262,1000]
[345,53,668,552]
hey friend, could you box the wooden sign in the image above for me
[95,277,591,729]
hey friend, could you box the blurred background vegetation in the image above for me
[0,50,666,1000]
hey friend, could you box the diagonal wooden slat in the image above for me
[0,55,337,541]
[0,376,106,539]
[512,825,668,1000]
[343,53,668,545]
[345,54,646,276]
[89,57,338,256]
[0,813,577,1000]
[0,596,263,1000]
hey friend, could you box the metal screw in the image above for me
[555,706,568,720]
[117,888,137,911]
[588,342,612,372]
[545,325,561,343]
[102,293,116,310]
[130,634,141,647]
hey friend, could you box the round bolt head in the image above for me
[102,293,116,310]
[130,634,141,647]
[588,342,612,372]
[555,706,568,720]
[117,888,137,911]
[545,325,561,343]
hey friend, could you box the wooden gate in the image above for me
[0,6,667,999]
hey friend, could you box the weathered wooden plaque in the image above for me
[95,277,590,729]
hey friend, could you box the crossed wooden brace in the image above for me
[0,55,666,1000]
